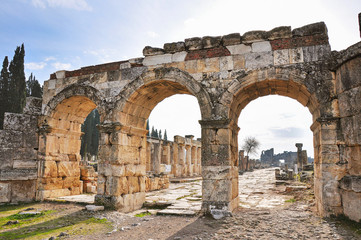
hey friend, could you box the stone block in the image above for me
[340,175,361,193]
[242,30,268,43]
[226,44,251,55]
[23,97,42,115]
[13,160,37,169]
[143,46,164,56]
[111,164,125,177]
[202,179,232,202]
[0,130,22,148]
[41,177,63,190]
[185,37,203,51]
[219,56,233,71]
[85,205,104,211]
[63,177,81,189]
[163,42,185,53]
[139,176,146,192]
[221,33,241,46]
[0,148,14,169]
[251,41,271,52]
[57,161,80,178]
[122,193,134,212]
[292,22,327,37]
[274,49,289,65]
[232,55,245,69]
[0,182,10,202]
[289,47,303,63]
[125,164,136,176]
[134,164,146,176]
[344,146,361,175]
[11,180,36,202]
[143,54,172,66]
[3,113,38,132]
[128,176,140,194]
[245,52,273,69]
[338,87,361,117]
[171,51,187,62]
[336,57,361,93]
[202,166,232,180]
[303,45,331,62]
[267,26,292,40]
[0,169,37,181]
[341,190,361,222]
[202,36,222,49]
[134,192,146,210]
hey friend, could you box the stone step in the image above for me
[156,209,198,216]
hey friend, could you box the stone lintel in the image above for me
[316,116,340,126]
[97,122,122,133]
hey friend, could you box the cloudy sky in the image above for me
[1,0,360,158]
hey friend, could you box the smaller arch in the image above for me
[43,84,105,119]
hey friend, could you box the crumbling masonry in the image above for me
[0,21,361,221]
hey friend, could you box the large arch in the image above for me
[94,67,212,211]
[222,66,343,217]
[37,84,105,200]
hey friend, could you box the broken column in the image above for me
[295,143,303,171]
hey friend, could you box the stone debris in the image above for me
[85,205,104,211]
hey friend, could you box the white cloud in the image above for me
[31,0,92,11]
[52,62,71,70]
[44,56,56,61]
[147,31,159,39]
[25,62,47,70]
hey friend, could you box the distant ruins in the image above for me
[0,19,361,221]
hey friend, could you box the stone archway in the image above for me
[223,66,343,217]
[37,84,105,200]
[94,67,212,211]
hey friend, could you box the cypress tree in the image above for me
[9,44,26,113]
[155,129,159,138]
[151,126,156,138]
[164,129,168,141]
[159,130,162,139]
[80,109,100,158]
[0,56,9,129]
[146,119,150,136]
[26,73,42,98]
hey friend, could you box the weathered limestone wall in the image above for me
[0,97,41,203]
[334,52,361,222]
[35,20,361,218]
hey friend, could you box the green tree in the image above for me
[242,136,260,171]
[80,109,100,158]
[0,56,9,129]
[164,129,168,141]
[26,73,42,98]
[8,44,26,113]
[146,119,150,136]
[159,130,162,139]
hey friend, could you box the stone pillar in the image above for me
[171,141,178,176]
[95,122,146,212]
[199,119,239,217]
[239,150,245,171]
[197,146,202,174]
[312,119,344,217]
[185,145,191,176]
[295,143,303,170]
[151,140,162,174]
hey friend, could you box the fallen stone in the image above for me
[285,186,308,193]
[19,211,41,215]
[157,209,196,216]
[210,209,232,220]
[4,220,19,225]
[85,205,104,211]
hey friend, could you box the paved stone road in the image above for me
[57,168,361,239]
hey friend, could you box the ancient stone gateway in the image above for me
[1,21,361,221]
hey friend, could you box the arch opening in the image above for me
[96,78,206,212]
[38,95,99,200]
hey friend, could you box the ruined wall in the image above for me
[0,97,41,203]
[334,49,361,222]
[145,135,201,191]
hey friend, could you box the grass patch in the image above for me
[135,211,151,217]
[285,198,296,203]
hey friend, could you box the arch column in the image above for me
[199,119,239,217]
[95,122,147,212]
